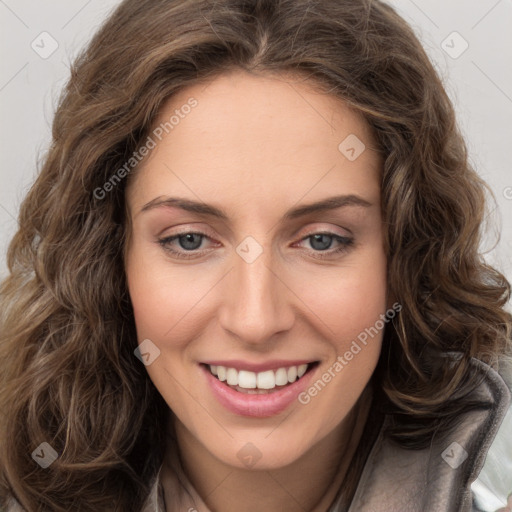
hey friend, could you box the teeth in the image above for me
[226,368,238,386]
[287,366,297,382]
[238,370,257,389]
[257,370,275,389]
[217,366,226,382]
[275,367,288,386]
[208,363,311,390]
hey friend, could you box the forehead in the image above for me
[127,69,382,211]
[153,68,377,151]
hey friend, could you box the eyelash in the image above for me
[157,230,354,260]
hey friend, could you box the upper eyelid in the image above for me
[161,225,350,237]
[159,221,352,240]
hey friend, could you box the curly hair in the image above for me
[1,0,511,510]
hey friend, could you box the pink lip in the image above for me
[201,359,314,372]
[200,362,318,418]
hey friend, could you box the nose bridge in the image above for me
[218,237,293,343]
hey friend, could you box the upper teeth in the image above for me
[209,364,309,389]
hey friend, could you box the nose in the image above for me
[218,242,295,346]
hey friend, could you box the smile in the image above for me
[200,361,319,417]
[208,363,310,393]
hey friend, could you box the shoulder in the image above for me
[344,358,511,512]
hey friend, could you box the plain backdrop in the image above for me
[1,0,511,509]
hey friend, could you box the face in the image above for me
[124,69,388,470]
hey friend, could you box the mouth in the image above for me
[200,361,320,417]
[203,362,319,394]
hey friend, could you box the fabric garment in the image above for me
[4,358,510,511]
[141,358,511,512]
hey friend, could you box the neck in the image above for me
[162,386,372,512]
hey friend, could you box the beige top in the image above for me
[141,456,213,512]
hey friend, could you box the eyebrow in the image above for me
[139,194,372,220]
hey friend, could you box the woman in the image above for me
[0,0,511,511]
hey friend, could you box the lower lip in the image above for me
[201,363,318,418]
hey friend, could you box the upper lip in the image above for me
[200,359,317,372]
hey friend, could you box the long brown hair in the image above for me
[1,0,511,510]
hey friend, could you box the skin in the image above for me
[124,69,389,512]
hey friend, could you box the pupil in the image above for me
[311,234,332,251]
[180,233,202,250]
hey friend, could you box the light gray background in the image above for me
[1,0,511,509]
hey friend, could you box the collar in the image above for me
[142,358,511,512]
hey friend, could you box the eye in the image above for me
[295,232,354,259]
[157,231,214,259]
[157,230,354,260]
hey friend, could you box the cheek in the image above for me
[125,247,213,418]
[293,247,388,345]
[125,246,218,347]
[326,265,387,345]
[292,250,387,427]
